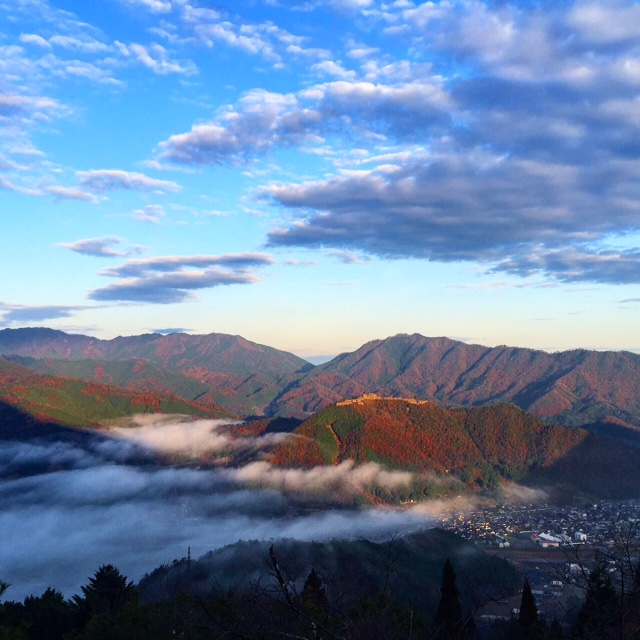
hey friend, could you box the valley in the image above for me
[1,327,639,638]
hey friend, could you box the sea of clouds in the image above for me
[0,416,546,601]
[0,417,429,600]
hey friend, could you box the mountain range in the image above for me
[2,327,640,500]
[2,328,639,430]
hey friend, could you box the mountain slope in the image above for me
[6,356,283,417]
[268,334,640,427]
[0,328,311,377]
[0,357,231,434]
[268,396,640,498]
[3,329,640,430]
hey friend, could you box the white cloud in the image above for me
[133,204,166,223]
[311,60,356,79]
[58,236,135,258]
[129,42,197,75]
[19,33,51,49]
[48,35,111,53]
[119,0,173,14]
[90,253,274,303]
[77,169,181,193]
[44,185,99,203]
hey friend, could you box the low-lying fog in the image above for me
[0,417,431,600]
[0,416,545,601]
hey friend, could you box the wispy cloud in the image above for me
[133,204,166,223]
[58,236,143,258]
[327,249,371,264]
[77,169,181,193]
[0,303,90,324]
[44,185,99,203]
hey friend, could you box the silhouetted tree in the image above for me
[71,564,137,628]
[22,588,74,640]
[434,558,462,639]
[573,556,619,639]
[518,578,538,629]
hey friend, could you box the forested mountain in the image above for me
[269,334,640,427]
[0,357,231,436]
[268,396,640,499]
[0,328,310,417]
[0,328,311,377]
[5,356,281,417]
[3,329,640,432]
[139,528,518,618]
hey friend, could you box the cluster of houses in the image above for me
[530,530,588,548]
[438,499,640,549]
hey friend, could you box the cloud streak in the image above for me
[89,253,275,303]
[0,303,91,324]
[77,170,181,193]
[59,236,140,258]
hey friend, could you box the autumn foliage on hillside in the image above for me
[268,397,591,492]
[0,357,228,433]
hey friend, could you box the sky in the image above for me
[2,0,640,358]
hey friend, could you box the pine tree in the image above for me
[72,564,137,628]
[518,577,538,629]
[573,556,619,639]
[302,568,328,609]
[434,558,462,639]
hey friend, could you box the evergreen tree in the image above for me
[302,568,328,609]
[301,567,330,630]
[71,565,137,628]
[434,558,462,639]
[573,556,619,639]
[22,588,73,640]
[518,578,538,629]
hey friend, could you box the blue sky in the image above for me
[1,0,640,358]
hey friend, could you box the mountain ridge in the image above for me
[0,327,311,377]
[2,328,639,429]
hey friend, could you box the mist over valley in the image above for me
[2,328,640,610]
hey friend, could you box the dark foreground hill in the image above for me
[268,397,640,499]
[0,529,520,640]
[139,528,518,619]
